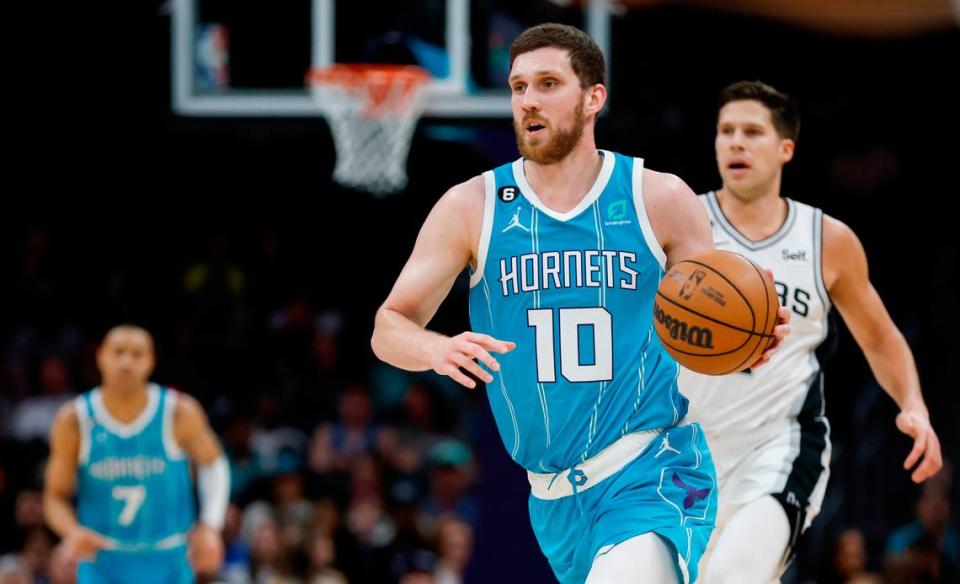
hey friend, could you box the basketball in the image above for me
[654,249,779,375]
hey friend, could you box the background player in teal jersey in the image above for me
[372,24,789,584]
[43,325,230,583]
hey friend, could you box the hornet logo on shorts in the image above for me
[657,465,714,525]
[672,472,711,509]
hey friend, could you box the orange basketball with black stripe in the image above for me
[653,249,778,375]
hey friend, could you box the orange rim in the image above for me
[307,64,430,86]
[307,64,431,114]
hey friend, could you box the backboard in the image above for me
[172,0,614,118]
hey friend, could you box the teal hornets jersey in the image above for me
[75,385,195,550]
[468,151,688,472]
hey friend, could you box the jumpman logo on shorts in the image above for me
[502,207,530,233]
[654,434,681,458]
[672,472,710,509]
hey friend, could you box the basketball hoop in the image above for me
[308,64,431,195]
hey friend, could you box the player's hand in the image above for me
[49,542,80,582]
[427,332,515,389]
[62,526,112,563]
[896,409,943,483]
[188,523,224,576]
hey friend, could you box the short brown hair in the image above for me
[719,81,800,141]
[509,23,605,88]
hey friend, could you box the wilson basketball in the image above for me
[654,249,779,375]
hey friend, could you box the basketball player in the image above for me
[680,81,943,584]
[371,25,789,584]
[43,325,230,583]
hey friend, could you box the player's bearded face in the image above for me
[515,95,587,164]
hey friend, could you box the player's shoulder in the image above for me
[51,400,81,441]
[820,212,866,278]
[432,174,487,233]
[442,174,486,208]
[639,167,701,225]
[53,399,80,425]
[170,390,213,444]
[821,213,859,247]
[640,167,697,203]
[171,389,205,419]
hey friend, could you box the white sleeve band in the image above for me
[197,455,230,531]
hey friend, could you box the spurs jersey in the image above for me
[680,192,833,436]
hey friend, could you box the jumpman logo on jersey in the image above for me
[672,472,710,509]
[654,434,681,458]
[502,207,530,233]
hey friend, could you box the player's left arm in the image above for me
[642,169,790,366]
[173,392,228,574]
[823,215,942,483]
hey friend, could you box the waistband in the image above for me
[528,427,668,500]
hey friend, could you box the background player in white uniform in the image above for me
[43,325,229,583]
[680,81,944,584]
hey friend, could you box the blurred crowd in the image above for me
[0,224,956,584]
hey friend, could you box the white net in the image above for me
[309,65,431,196]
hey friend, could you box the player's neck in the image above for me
[523,141,603,213]
[716,183,788,241]
[100,383,150,423]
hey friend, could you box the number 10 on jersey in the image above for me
[527,307,613,383]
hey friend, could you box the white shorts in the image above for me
[707,417,831,544]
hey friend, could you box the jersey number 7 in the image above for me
[112,485,147,526]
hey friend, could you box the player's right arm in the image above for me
[371,175,515,389]
[44,403,111,561]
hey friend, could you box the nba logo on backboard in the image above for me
[195,24,229,92]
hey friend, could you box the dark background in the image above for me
[3,1,958,583]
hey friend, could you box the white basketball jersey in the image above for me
[680,192,832,436]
